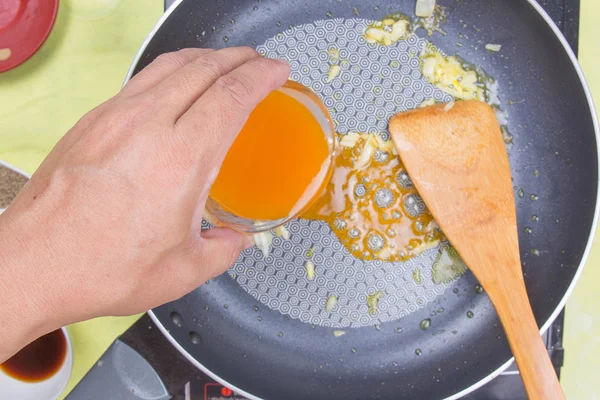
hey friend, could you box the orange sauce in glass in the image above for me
[210,90,331,221]
[210,90,439,262]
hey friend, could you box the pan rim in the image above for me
[126,0,600,398]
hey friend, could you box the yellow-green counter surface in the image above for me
[0,1,597,398]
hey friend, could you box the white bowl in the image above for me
[0,327,73,400]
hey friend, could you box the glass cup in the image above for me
[205,81,336,233]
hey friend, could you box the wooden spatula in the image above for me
[389,100,564,400]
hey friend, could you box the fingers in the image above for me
[174,57,290,181]
[123,48,213,97]
[180,228,253,286]
[144,47,261,122]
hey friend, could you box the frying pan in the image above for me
[67,0,599,399]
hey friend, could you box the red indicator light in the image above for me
[221,387,233,397]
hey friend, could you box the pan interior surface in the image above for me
[227,18,466,329]
[132,1,599,399]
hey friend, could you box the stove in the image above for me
[160,0,578,398]
[169,311,565,400]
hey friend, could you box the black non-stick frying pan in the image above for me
[68,0,599,399]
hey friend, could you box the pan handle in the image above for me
[65,313,197,400]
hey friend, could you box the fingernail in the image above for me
[273,58,290,67]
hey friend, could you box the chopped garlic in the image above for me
[419,98,436,108]
[364,19,409,46]
[421,56,437,78]
[325,295,338,312]
[333,330,346,337]
[326,65,341,83]
[409,239,440,256]
[420,48,485,101]
[432,245,467,284]
[501,126,513,145]
[485,44,502,52]
[416,0,436,18]
[327,47,340,61]
[412,267,423,284]
[341,132,398,159]
[366,291,384,316]
[253,231,274,258]
[340,132,360,148]
[443,101,455,112]
[364,27,386,44]
[424,220,439,233]
[355,135,376,169]
[374,134,398,155]
[390,20,409,42]
[416,3,447,36]
[274,225,290,240]
[305,260,315,280]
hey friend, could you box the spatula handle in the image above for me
[488,273,565,400]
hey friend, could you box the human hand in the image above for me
[0,47,290,361]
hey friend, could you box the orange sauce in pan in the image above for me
[303,133,444,261]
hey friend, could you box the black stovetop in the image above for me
[162,0,578,398]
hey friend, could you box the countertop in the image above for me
[0,1,598,398]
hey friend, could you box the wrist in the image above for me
[0,210,65,362]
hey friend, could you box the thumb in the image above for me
[190,227,254,281]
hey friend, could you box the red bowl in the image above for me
[0,0,60,73]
